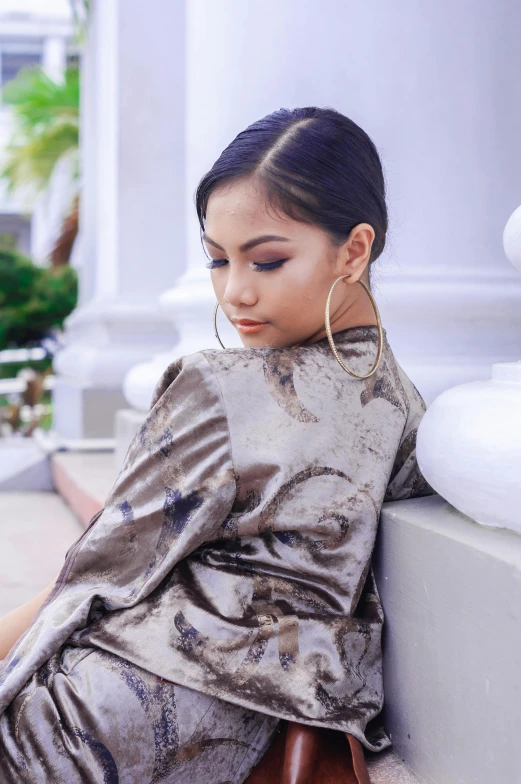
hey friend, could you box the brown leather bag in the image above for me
[245,720,372,784]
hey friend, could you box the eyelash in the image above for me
[205,259,288,272]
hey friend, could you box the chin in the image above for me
[241,333,298,351]
[234,324,272,345]
[238,335,270,348]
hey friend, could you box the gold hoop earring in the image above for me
[214,300,226,348]
[325,275,383,379]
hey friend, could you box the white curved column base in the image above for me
[416,360,521,532]
[51,297,178,438]
[122,267,242,411]
[53,297,179,387]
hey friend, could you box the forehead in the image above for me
[205,178,293,236]
[203,178,328,254]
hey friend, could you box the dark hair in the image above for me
[195,106,388,287]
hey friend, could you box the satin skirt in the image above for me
[0,646,280,784]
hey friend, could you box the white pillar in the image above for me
[42,35,67,83]
[52,0,186,440]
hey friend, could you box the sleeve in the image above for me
[383,377,437,503]
[74,351,237,603]
[0,352,237,711]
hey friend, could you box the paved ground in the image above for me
[0,492,82,615]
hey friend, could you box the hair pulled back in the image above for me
[195,106,388,286]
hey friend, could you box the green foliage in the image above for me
[0,250,77,349]
[0,356,53,381]
[0,233,18,252]
[1,66,80,198]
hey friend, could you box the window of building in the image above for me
[1,51,41,86]
[66,52,80,70]
[0,232,18,252]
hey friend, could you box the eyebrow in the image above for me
[202,233,291,254]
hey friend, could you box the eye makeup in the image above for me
[205,259,289,272]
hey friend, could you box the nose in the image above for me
[222,264,258,307]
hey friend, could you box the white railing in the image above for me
[0,376,55,395]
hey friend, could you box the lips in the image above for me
[233,319,270,333]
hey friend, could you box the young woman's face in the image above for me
[203,177,375,349]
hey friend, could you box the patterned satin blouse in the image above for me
[0,325,436,756]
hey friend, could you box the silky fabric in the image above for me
[0,647,280,783]
[0,325,436,780]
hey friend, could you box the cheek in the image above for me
[209,271,224,297]
[283,263,328,304]
[272,269,327,316]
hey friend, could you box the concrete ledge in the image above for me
[51,451,117,527]
[52,379,128,440]
[0,438,54,492]
[375,493,521,784]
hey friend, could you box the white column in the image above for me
[42,35,67,83]
[52,0,186,440]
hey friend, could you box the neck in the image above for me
[299,284,378,346]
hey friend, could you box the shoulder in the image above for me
[386,359,429,446]
[200,346,265,374]
[382,337,428,420]
[148,350,227,412]
[395,363,428,421]
[149,345,321,433]
[148,346,267,412]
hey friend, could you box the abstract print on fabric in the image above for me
[0,325,436,780]
[0,647,280,783]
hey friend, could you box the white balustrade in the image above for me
[417,203,521,531]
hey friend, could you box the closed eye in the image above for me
[205,258,228,269]
[205,259,289,271]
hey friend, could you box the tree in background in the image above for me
[0,250,78,350]
[1,65,80,266]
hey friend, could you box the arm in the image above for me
[0,575,57,660]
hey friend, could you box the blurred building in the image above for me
[0,0,78,262]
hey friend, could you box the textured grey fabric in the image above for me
[0,647,280,783]
[0,325,436,781]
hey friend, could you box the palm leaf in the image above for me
[0,66,79,198]
[2,66,79,126]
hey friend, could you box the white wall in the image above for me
[186,0,521,280]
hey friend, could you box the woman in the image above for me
[0,106,435,783]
